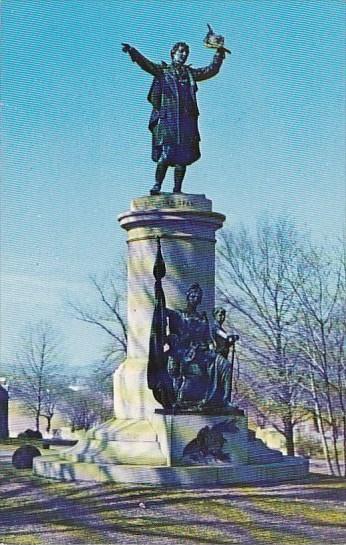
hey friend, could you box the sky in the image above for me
[1,0,345,369]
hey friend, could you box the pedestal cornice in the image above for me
[118,209,226,242]
[118,193,226,243]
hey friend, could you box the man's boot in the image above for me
[151,162,168,195]
[173,180,182,194]
[150,182,162,195]
[173,165,186,193]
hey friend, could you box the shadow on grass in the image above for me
[1,458,346,545]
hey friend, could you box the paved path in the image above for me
[0,449,345,545]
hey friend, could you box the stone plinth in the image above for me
[33,413,309,484]
[151,413,250,466]
[114,194,225,420]
[33,192,310,485]
[34,454,308,485]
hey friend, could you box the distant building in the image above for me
[0,379,9,439]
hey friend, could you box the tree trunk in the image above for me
[337,369,346,478]
[342,413,346,479]
[45,415,52,433]
[309,371,334,475]
[283,415,295,456]
[324,380,341,476]
[35,412,40,432]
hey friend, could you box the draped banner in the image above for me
[147,238,174,408]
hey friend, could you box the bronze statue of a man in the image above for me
[122,33,228,195]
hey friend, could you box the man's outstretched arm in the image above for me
[191,48,227,82]
[122,43,161,77]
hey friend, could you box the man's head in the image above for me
[213,307,226,324]
[186,283,203,306]
[170,42,189,65]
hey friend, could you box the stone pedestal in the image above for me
[152,413,250,466]
[33,192,309,485]
[33,412,308,484]
[114,194,225,420]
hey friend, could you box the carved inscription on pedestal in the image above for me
[131,194,212,212]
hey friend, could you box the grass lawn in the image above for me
[0,446,345,545]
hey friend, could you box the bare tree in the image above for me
[217,218,308,455]
[12,322,66,433]
[293,243,345,475]
[41,378,69,433]
[61,380,113,432]
[68,269,127,377]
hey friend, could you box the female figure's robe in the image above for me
[166,308,232,409]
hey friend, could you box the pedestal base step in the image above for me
[89,418,157,442]
[59,419,166,465]
[62,439,166,465]
[247,438,284,464]
[33,456,309,486]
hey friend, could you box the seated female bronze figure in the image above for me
[148,278,236,412]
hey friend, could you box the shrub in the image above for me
[295,435,323,457]
[17,429,43,440]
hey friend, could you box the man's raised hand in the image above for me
[121,43,131,53]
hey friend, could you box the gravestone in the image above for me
[13,445,41,469]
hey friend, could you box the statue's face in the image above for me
[187,288,201,306]
[214,309,226,324]
[172,45,188,65]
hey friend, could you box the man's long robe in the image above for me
[128,47,225,165]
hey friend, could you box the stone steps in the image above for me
[247,438,283,464]
[248,451,283,464]
[58,419,166,466]
[33,416,309,485]
[88,418,157,442]
[33,456,309,485]
[62,438,166,465]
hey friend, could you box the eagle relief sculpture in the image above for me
[182,420,239,465]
